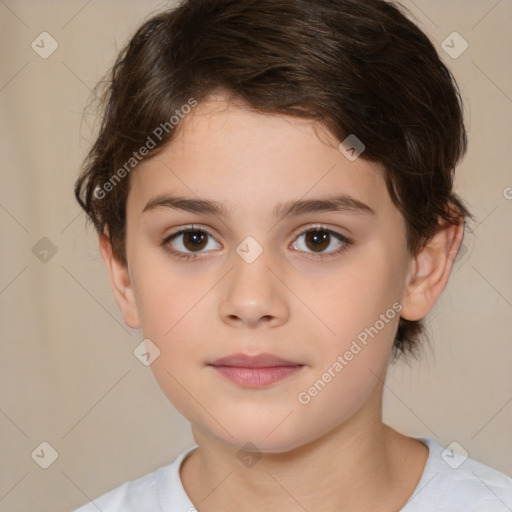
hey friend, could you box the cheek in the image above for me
[129,252,217,391]
[131,263,213,423]
[293,305,399,444]
[130,246,209,338]
[301,243,404,400]
[305,246,404,345]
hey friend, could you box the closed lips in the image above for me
[209,353,303,368]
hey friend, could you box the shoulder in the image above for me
[402,438,512,512]
[73,447,197,512]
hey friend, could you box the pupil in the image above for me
[184,231,207,251]
[306,230,329,252]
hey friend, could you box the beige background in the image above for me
[0,1,511,510]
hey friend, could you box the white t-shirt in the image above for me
[74,438,512,511]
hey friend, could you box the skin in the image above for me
[99,93,464,511]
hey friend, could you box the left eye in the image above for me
[291,227,350,257]
[162,225,350,260]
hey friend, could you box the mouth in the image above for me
[208,353,305,388]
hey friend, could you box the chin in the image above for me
[201,410,322,454]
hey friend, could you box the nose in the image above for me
[218,245,290,329]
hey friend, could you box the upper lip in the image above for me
[209,353,303,368]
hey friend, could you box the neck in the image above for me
[180,390,428,511]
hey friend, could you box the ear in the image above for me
[98,232,140,329]
[400,220,464,321]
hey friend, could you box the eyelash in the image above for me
[161,224,352,262]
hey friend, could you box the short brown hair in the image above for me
[75,0,473,359]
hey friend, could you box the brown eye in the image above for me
[304,230,331,252]
[292,227,350,258]
[181,230,208,251]
[163,227,221,259]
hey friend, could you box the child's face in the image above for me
[118,95,416,452]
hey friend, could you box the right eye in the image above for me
[162,225,221,261]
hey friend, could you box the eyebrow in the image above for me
[142,194,375,219]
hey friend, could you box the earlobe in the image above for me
[400,221,464,321]
[98,232,140,329]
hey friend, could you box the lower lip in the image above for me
[210,365,303,388]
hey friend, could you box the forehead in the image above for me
[129,95,394,220]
